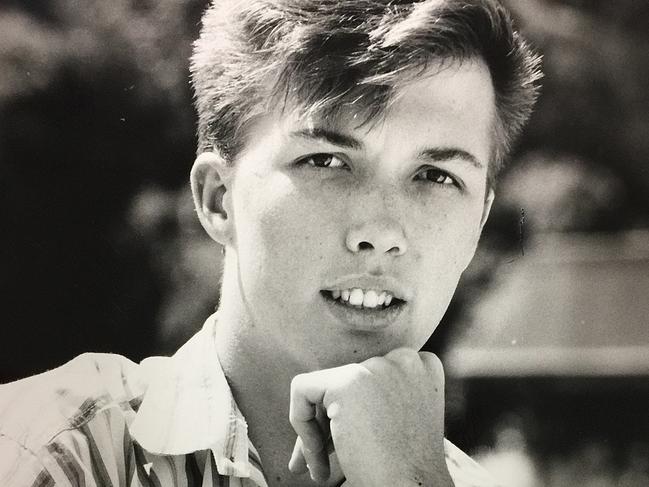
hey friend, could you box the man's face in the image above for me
[225,58,495,369]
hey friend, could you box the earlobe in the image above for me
[190,151,234,245]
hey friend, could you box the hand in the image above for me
[288,348,453,487]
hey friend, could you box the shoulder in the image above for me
[0,352,147,455]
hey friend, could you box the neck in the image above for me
[212,254,345,486]
[214,254,304,456]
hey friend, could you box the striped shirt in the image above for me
[0,314,500,487]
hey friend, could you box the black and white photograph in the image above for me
[1,1,648,486]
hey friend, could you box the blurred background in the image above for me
[1,1,647,485]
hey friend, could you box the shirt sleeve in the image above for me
[0,434,59,487]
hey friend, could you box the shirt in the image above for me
[0,314,500,487]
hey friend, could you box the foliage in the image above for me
[0,0,208,380]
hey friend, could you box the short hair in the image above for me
[190,0,542,183]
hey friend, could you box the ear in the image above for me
[479,188,495,233]
[190,151,235,245]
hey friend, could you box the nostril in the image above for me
[357,241,374,251]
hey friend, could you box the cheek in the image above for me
[408,210,480,343]
[232,172,335,294]
[234,173,292,263]
[407,200,484,292]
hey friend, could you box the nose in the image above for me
[345,219,408,256]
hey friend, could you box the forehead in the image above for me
[235,57,497,169]
[265,58,496,159]
[380,58,496,158]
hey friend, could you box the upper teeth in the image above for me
[331,288,394,308]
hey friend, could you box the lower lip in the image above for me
[320,293,406,332]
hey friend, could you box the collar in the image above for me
[130,313,255,478]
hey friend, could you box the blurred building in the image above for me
[449,230,649,378]
[446,230,649,486]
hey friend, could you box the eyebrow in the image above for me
[290,127,364,150]
[291,127,484,169]
[419,147,484,170]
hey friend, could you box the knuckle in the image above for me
[386,347,420,368]
[302,434,323,453]
[288,404,300,425]
[362,356,385,371]
[420,352,445,380]
[338,363,368,392]
[288,407,299,425]
[290,373,305,393]
[385,347,411,359]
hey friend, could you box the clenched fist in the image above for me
[288,348,453,487]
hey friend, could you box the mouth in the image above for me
[320,288,406,310]
[320,287,407,332]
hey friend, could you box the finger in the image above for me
[327,449,346,486]
[289,374,327,451]
[288,437,308,474]
[302,434,330,482]
[287,427,329,481]
[383,347,422,372]
[315,402,331,441]
[419,351,445,386]
[290,437,340,487]
[289,375,331,481]
[289,430,336,472]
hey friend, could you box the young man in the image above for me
[0,1,541,486]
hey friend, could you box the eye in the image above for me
[298,153,348,170]
[414,167,458,187]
